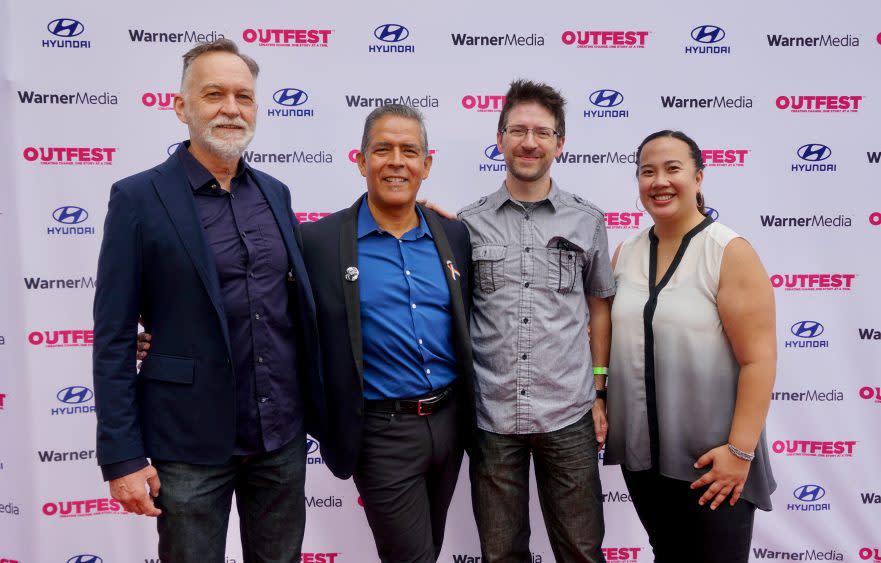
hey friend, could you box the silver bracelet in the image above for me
[727,443,755,462]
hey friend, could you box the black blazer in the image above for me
[93,153,326,468]
[300,195,476,479]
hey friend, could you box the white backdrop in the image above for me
[2,1,880,562]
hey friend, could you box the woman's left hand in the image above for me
[690,445,751,509]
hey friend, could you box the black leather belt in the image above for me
[365,386,455,416]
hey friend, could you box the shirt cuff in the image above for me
[101,457,149,481]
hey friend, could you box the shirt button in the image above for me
[398,240,403,244]
[524,282,530,288]
[248,272,255,278]
[521,354,527,360]
[259,396,268,403]
[257,356,264,364]
[240,231,246,239]
[520,389,526,395]
[418,339,423,345]
[525,247,531,253]
[522,318,529,324]
[255,313,262,320]
[405,270,411,276]
[411,304,417,309]
[524,214,530,220]
[425,369,431,375]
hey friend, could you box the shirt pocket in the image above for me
[472,244,507,294]
[546,238,583,294]
[256,223,289,273]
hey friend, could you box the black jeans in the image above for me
[153,433,306,563]
[621,467,756,563]
[470,411,605,563]
[353,396,464,563]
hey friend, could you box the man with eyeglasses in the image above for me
[457,80,615,562]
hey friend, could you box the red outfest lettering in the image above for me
[775,95,862,112]
[859,386,881,401]
[858,547,881,561]
[769,273,856,290]
[461,95,506,111]
[869,212,881,226]
[602,547,643,560]
[605,212,643,228]
[141,92,176,109]
[42,498,124,516]
[295,212,331,223]
[561,30,649,47]
[771,439,857,456]
[22,147,116,163]
[301,554,339,563]
[702,149,748,166]
[242,28,332,46]
[28,330,94,346]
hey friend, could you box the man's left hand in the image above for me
[592,401,608,451]
[690,445,751,509]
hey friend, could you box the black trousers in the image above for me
[353,396,464,563]
[622,467,756,563]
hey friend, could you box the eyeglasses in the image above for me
[501,126,560,141]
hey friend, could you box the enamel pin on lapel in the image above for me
[446,260,461,281]
[345,266,359,282]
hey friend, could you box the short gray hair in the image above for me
[360,104,429,156]
[180,38,259,90]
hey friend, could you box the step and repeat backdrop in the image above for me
[1,1,880,562]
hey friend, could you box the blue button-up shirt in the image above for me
[357,198,458,400]
[180,143,302,455]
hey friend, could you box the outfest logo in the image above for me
[22,147,116,165]
[142,92,176,111]
[242,28,332,47]
[702,149,748,167]
[28,330,94,348]
[561,30,649,48]
[771,439,856,457]
[42,498,129,518]
[769,274,855,291]
[604,212,644,230]
[461,95,506,112]
[776,95,862,113]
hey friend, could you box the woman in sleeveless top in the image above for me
[604,130,777,563]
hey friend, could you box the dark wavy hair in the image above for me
[636,130,707,215]
[498,79,566,138]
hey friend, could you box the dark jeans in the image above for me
[470,411,605,563]
[621,467,756,563]
[153,432,306,563]
[353,396,464,563]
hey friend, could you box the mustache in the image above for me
[209,117,250,129]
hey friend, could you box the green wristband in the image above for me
[593,366,608,376]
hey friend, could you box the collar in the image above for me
[176,140,250,192]
[356,196,432,241]
[489,178,561,212]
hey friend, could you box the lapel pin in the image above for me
[446,260,461,281]
[345,266,360,282]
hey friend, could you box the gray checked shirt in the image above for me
[458,180,616,435]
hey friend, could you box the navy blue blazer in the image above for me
[93,152,325,468]
[300,195,476,479]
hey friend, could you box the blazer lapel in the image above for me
[340,196,365,385]
[151,156,231,353]
[420,206,474,372]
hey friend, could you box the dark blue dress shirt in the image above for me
[357,198,458,400]
[179,143,302,455]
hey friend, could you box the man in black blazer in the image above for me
[93,39,324,562]
[300,104,475,563]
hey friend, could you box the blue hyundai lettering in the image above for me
[273,88,308,107]
[484,144,505,162]
[57,386,93,405]
[374,24,409,43]
[705,207,720,221]
[48,18,85,38]
[53,206,88,225]
[790,320,824,339]
[306,439,320,455]
[589,89,624,108]
[793,484,826,502]
[691,25,725,44]
[797,143,831,162]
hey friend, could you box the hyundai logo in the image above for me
[48,18,85,38]
[797,143,832,162]
[704,207,719,221]
[691,25,725,44]
[484,144,505,161]
[67,556,103,563]
[306,439,320,455]
[53,206,88,225]
[57,386,93,405]
[793,484,826,502]
[374,24,409,43]
[167,142,182,156]
[790,320,824,339]
[589,89,624,108]
[273,88,308,107]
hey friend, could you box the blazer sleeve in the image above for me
[92,183,146,468]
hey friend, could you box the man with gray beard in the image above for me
[92,39,325,562]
